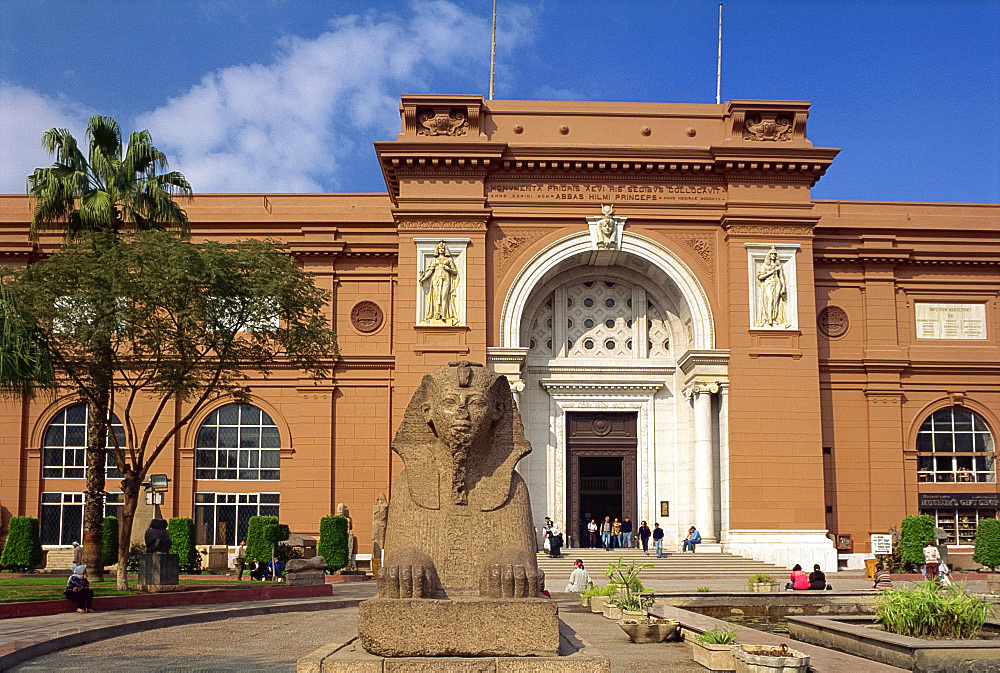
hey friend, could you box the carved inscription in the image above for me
[915,303,987,340]
[487,181,726,204]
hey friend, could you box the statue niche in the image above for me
[377,361,539,599]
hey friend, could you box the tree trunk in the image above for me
[117,477,141,591]
[83,395,109,582]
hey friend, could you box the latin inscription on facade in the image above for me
[486,181,726,204]
[915,303,987,340]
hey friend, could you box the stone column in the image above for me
[693,387,717,542]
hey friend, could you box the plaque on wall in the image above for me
[915,303,987,340]
[817,305,849,337]
[350,300,384,333]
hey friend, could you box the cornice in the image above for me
[676,349,731,375]
[528,365,675,377]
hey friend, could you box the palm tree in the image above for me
[24,115,192,579]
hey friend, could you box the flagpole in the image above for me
[489,0,497,99]
[716,3,723,104]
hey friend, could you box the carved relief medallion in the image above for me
[591,415,613,437]
[817,306,849,338]
[351,300,384,333]
[417,110,467,136]
[586,204,626,251]
[744,113,793,142]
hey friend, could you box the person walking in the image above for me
[682,526,701,552]
[622,517,633,548]
[652,523,664,558]
[587,519,598,548]
[549,524,563,558]
[64,564,94,613]
[923,539,941,580]
[638,521,651,553]
[612,518,622,549]
[601,516,612,551]
[234,540,246,581]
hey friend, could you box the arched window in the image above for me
[916,407,995,484]
[42,402,125,479]
[195,403,280,480]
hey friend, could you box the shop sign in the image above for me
[919,493,1000,509]
[871,534,893,555]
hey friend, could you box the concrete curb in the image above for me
[0,597,363,671]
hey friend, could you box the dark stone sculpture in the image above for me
[144,518,172,553]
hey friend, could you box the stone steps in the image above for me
[42,547,76,572]
[535,550,785,578]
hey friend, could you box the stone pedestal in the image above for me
[286,568,327,586]
[358,598,559,657]
[137,552,179,592]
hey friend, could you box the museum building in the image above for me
[1,95,998,570]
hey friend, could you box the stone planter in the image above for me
[580,593,590,608]
[620,609,645,622]
[986,573,1000,595]
[618,619,679,644]
[689,638,736,672]
[747,582,779,593]
[731,644,809,673]
[589,596,607,613]
[602,600,622,620]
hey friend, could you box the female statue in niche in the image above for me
[756,246,788,328]
[420,241,460,325]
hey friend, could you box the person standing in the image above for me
[601,516,612,551]
[612,518,622,548]
[549,525,563,558]
[565,558,592,592]
[64,564,94,613]
[72,541,83,568]
[682,526,701,553]
[923,539,941,580]
[638,521,651,554]
[542,516,553,555]
[234,540,246,581]
[622,518,633,548]
[652,523,664,558]
[587,519,598,548]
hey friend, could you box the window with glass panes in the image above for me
[921,508,998,546]
[40,492,124,545]
[195,404,280,480]
[916,407,995,484]
[42,403,125,479]
[193,492,279,545]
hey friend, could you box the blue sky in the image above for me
[1,1,998,202]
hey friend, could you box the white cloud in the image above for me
[137,1,536,193]
[0,83,94,193]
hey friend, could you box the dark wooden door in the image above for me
[566,412,637,547]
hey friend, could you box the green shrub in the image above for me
[101,517,118,567]
[0,516,43,571]
[696,627,738,644]
[319,515,348,573]
[168,517,199,573]
[697,586,711,592]
[246,515,290,567]
[876,581,992,639]
[126,542,144,571]
[900,515,936,565]
[582,583,617,597]
[974,518,1000,570]
[747,572,775,589]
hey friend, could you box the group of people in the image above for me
[541,517,564,557]
[233,541,283,581]
[787,564,832,591]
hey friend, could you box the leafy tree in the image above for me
[319,515,349,573]
[974,518,1000,571]
[3,229,336,589]
[0,284,54,396]
[900,514,936,565]
[246,515,290,572]
[0,516,43,571]
[15,116,191,580]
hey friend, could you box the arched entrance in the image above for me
[491,232,729,548]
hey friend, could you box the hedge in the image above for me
[246,515,289,564]
[319,515,349,573]
[168,517,198,572]
[974,518,1000,570]
[101,517,118,567]
[900,514,937,564]
[0,516,43,571]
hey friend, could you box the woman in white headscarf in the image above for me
[65,564,94,613]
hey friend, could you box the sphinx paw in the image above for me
[378,563,430,598]
[484,563,539,598]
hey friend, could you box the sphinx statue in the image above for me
[360,361,556,658]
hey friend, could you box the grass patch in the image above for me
[0,578,268,602]
[876,581,993,639]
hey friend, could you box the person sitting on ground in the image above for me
[565,558,592,592]
[682,526,701,552]
[788,563,809,590]
[808,563,829,590]
[266,556,282,581]
[65,564,94,613]
[873,561,893,590]
[249,556,264,581]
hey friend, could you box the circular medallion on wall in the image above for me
[817,305,849,337]
[351,300,384,334]
[591,415,613,437]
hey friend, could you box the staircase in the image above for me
[42,547,76,571]
[535,547,784,582]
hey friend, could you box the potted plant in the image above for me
[731,643,809,673]
[746,572,779,593]
[602,557,675,643]
[587,584,615,613]
[690,627,738,671]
